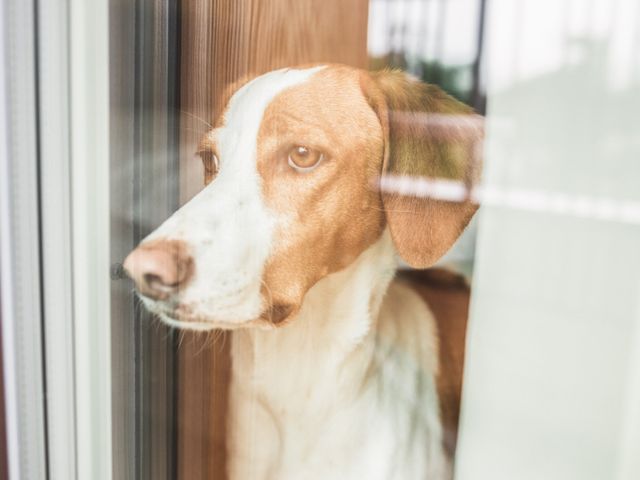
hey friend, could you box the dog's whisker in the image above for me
[208,329,222,352]
[219,330,228,353]
[193,330,215,357]
[177,330,186,351]
[202,330,215,351]
[155,317,164,335]
[178,126,211,135]
[260,278,276,325]
[180,109,213,129]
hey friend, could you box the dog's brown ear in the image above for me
[361,70,483,268]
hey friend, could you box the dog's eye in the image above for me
[287,145,324,173]
[198,150,220,181]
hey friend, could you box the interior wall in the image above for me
[176,1,369,478]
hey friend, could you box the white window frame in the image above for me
[0,0,48,477]
[1,0,112,478]
[68,0,112,478]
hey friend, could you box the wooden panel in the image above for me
[177,1,369,478]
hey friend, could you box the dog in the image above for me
[124,64,482,479]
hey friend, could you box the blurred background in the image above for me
[368,0,486,112]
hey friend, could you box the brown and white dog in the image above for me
[124,64,482,479]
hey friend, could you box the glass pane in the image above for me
[110,1,180,478]
[107,1,640,479]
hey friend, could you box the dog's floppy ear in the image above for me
[361,69,483,268]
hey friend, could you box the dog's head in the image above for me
[124,65,482,330]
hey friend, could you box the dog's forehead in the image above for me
[222,66,327,133]
[258,66,377,142]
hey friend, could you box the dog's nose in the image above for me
[123,239,193,300]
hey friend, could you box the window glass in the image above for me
[103,1,640,479]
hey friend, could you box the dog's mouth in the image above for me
[137,293,296,331]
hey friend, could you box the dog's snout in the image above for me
[123,239,193,300]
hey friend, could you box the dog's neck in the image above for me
[230,231,397,406]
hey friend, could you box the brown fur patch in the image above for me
[255,66,387,323]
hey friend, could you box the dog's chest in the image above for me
[227,280,449,480]
[228,353,444,480]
